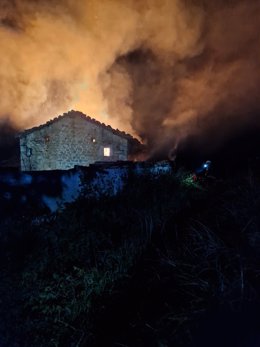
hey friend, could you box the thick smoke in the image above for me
[0,118,19,166]
[1,0,260,158]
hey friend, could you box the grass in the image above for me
[0,166,260,346]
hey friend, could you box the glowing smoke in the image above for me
[0,0,260,157]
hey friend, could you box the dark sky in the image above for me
[0,0,260,162]
[0,120,19,165]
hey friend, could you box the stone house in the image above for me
[19,110,141,171]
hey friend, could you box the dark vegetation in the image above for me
[1,162,260,346]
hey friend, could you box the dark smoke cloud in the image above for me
[0,0,260,159]
[111,0,260,158]
[0,119,19,167]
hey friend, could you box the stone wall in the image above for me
[20,113,128,171]
[0,161,172,215]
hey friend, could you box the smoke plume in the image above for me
[1,0,260,158]
[0,118,19,166]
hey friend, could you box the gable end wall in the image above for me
[20,116,128,171]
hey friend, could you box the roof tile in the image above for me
[19,110,139,143]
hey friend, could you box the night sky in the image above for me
[0,0,260,162]
[1,2,260,346]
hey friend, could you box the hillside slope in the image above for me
[0,164,260,347]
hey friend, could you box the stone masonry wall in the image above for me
[20,114,128,171]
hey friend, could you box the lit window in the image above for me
[104,147,111,157]
[91,137,96,143]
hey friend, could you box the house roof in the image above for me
[19,110,140,143]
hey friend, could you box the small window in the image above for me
[104,147,111,157]
[44,135,50,143]
[91,137,96,143]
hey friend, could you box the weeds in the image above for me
[1,167,260,346]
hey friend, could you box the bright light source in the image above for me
[104,147,110,157]
[91,137,96,143]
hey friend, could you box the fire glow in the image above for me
[0,0,260,158]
